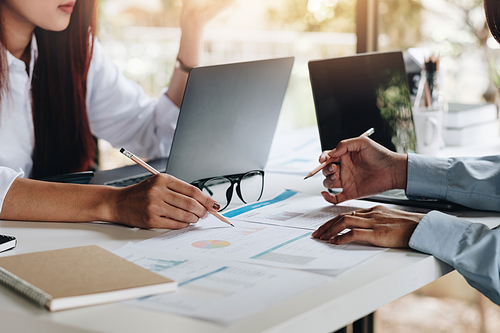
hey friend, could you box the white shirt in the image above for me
[0,35,180,212]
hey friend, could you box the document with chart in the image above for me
[224,190,375,230]
[114,243,328,324]
[137,212,386,273]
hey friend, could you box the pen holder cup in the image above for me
[412,107,444,156]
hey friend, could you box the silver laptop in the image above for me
[91,57,295,185]
[308,51,460,210]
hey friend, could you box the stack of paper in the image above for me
[443,103,499,146]
[113,190,386,324]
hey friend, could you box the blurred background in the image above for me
[96,1,500,331]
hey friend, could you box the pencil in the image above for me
[303,127,375,180]
[120,148,234,227]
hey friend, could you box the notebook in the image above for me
[308,51,460,210]
[91,57,294,185]
[0,245,176,311]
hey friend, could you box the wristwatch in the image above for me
[175,58,194,73]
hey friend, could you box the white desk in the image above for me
[2,132,500,332]
[4,171,498,333]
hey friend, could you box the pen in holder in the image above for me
[412,55,445,156]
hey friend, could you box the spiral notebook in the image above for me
[0,245,177,311]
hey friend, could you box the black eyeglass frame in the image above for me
[191,170,265,212]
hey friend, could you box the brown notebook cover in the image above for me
[0,245,176,311]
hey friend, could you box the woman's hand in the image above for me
[311,205,424,248]
[167,0,234,107]
[180,0,234,31]
[112,174,220,229]
[320,137,408,204]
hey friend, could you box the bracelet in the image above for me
[175,57,194,73]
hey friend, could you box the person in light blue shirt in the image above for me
[311,136,500,305]
[312,0,500,305]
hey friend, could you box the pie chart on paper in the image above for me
[191,240,231,249]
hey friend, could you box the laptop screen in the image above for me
[308,51,417,154]
[166,57,294,183]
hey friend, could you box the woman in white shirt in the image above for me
[0,0,233,228]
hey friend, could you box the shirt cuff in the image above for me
[0,167,24,215]
[155,88,181,156]
[406,154,449,200]
[409,210,470,266]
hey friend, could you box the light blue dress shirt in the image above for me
[406,154,500,305]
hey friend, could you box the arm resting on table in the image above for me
[410,211,500,305]
[407,154,500,212]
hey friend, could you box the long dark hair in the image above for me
[485,0,500,44]
[0,1,97,179]
[0,4,8,99]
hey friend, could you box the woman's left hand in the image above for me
[311,205,424,248]
[168,0,234,107]
[180,0,234,31]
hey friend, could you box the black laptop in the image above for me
[308,51,460,210]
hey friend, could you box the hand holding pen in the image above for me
[118,148,234,228]
[314,130,407,205]
[304,128,375,180]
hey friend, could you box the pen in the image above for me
[120,148,234,227]
[303,127,375,180]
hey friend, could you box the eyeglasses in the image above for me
[191,170,264,212]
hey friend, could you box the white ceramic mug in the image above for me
[412,107,444,156]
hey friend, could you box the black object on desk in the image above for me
[39,171,94,184]
[309,51,460,211]
[0,235,16,253]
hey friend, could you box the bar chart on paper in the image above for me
[144,258,188,272]
[266,211,302,221]
[115,244,329,323]
[137,218,386,272]
[191,240,231,249]
[225,190,367,230]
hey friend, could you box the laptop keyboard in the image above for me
[105,174,152,187]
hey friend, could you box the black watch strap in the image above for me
[175,58,194,73]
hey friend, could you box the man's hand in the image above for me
[311,205,424,248]
[320,137,408,204]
